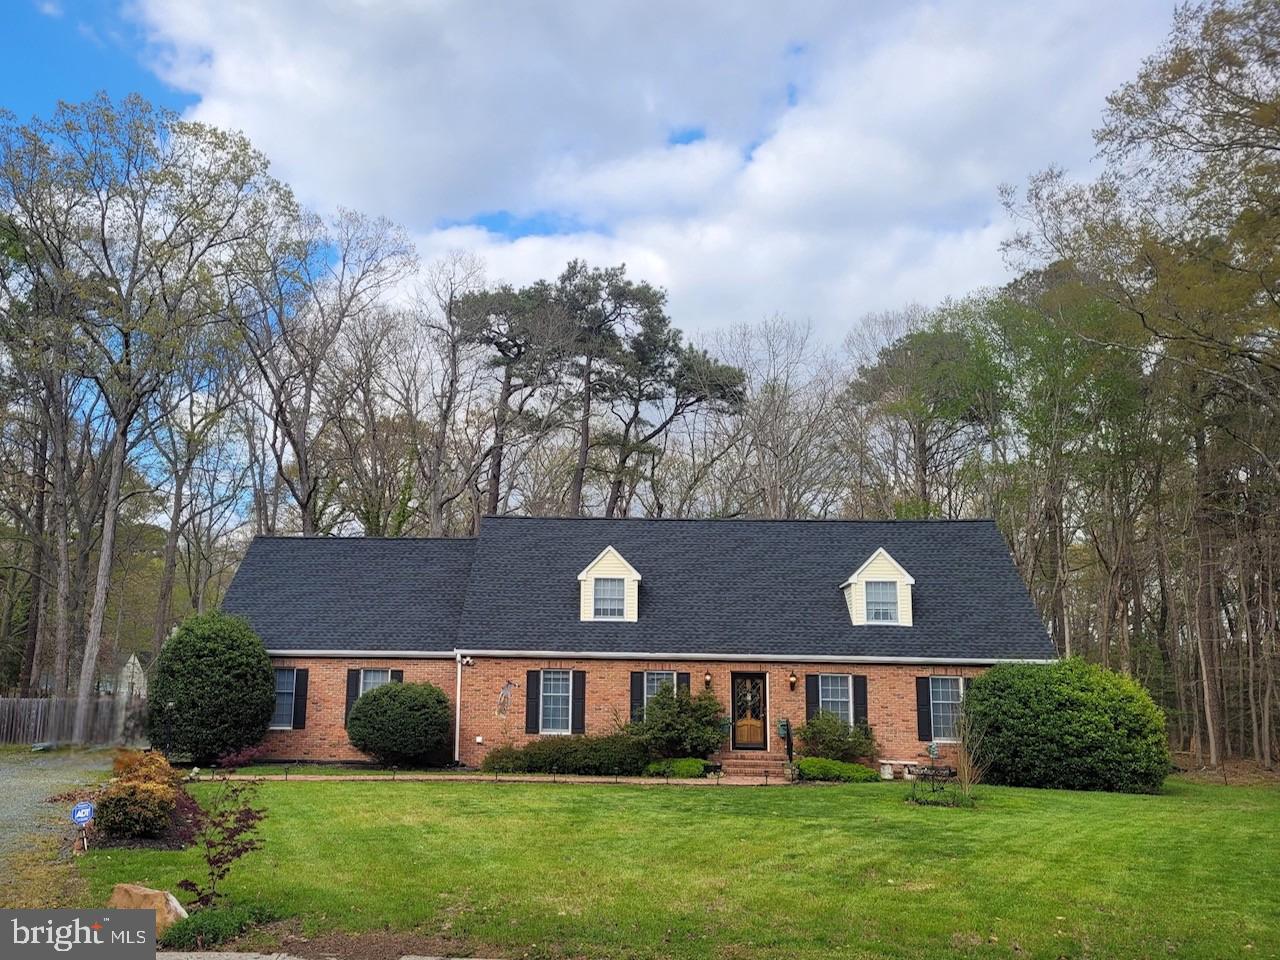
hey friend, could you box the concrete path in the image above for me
[0,747,110,865]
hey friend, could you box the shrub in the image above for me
[148,612,275,765]
[95,780,178,839]
[113,749,181,787]
[346,681,452,766]
[794,757,881,783]
[479,733,649,776]
[965,658,1171,794]
[630,684,726,759]
[178,778,266,908]
[160,904,277,950]
[644,757,709,778]
[795,711,877,763]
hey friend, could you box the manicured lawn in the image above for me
[79,778,1280,959]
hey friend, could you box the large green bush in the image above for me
[795,711,877,763]
[965,659,1171,793]
[629,684,726,758]
[346,682,452,766]
[479,733,649,775]
[794,757,881,783]
[148,612,275,765]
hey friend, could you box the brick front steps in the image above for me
[713,750,791,781]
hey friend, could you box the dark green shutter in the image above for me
[852,675,868,727]
[629,672,645,721]
[915,677,932,741]
[344,669,360,727]
[292,669,309,729]
[571,671,586,734]
[805,674,819,720]
[676,672,690,694]
[390,669,404,683]
[525,670,540,734]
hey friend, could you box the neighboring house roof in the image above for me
[222,536,475,654]
[222,517,1054,663]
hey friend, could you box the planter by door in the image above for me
[731,672,767,750]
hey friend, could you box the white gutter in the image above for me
[451,649,1056,665]
[265,647,1055,666]
[453,652,462,763]
[265,649,455,659]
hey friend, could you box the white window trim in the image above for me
[592,577,626,621]
[817,673,853,726]
[929,675,963,743]
[642,670,677,717]
[270,667,297,730]
[539,669,572,735]
[864,580,899,624]
[360,668,392,697]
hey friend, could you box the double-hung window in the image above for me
[593,577,625,619]
[271,668,296,729]
[865,581,898,622]
[930,676,963,741]
[360,668,391,696]
[818,674,852,726]
[540,669,572,734]
[643,670,677,716]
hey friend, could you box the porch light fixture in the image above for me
[703,671,712,689]
[788,671,797,690]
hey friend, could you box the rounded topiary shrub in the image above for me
[147,612,275,765]
[965,658,1171,794]
[96,780,177,839]
[346,681,451,766]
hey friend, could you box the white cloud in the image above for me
[131,0,1172,341]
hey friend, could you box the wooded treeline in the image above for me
[0,0,1275,763]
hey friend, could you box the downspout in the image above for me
[453,651,463,764]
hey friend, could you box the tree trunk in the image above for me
[151,465,189,653]
[18,427,48,695]
[568,353,593,516]
[50,416,72,697]
[485,370,513,517]
[1193,428,1223,767]
[72,424,127,744]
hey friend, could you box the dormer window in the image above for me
[593,577,625,619]
[578,545,641,622]
[865,581,898,622]
[841,547,913,627]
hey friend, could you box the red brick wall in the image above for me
[263,656,456,762]
[455,657,983,767]
[264,654,983,766]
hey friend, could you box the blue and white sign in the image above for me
[70,801,95,826]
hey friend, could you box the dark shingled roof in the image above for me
[221,518,1053,662]
[222,536,474,653]
[455,517,1053,661]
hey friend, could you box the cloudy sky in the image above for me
[5,1,1174,341]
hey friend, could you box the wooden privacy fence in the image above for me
[0,695,147,746]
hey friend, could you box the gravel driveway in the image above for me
[0,748,110,865]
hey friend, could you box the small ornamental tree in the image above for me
[346,681,452,766]
[630,684,726,759]
[148,612,275,765]
[965,658,1171,794]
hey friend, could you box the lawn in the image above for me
[78,778,1280,960]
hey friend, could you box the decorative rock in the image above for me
[106,883,188,936]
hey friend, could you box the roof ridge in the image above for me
[481,515,997,524]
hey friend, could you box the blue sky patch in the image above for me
[442,209,595,240]
[667,126,706,146]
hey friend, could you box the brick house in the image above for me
[221,517,1055,776]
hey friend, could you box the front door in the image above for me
[731,672,767,750]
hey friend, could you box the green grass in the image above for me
[78,777,1280,959]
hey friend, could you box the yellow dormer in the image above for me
[577,545,641,622]
[841,547,913,626]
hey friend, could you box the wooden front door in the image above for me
[731,672,767,750]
